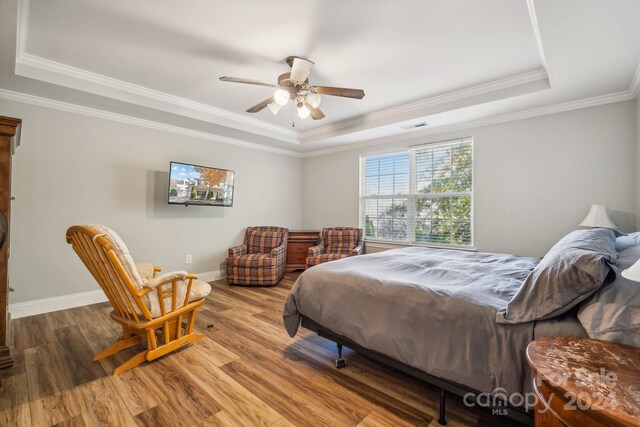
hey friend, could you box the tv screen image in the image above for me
[168,161,235,207]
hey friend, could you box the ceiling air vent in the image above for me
[401,122,429,130]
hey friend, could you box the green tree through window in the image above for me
[361,139,472,246]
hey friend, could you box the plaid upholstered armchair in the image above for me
[306,227,364,268]
[225,226,289,286]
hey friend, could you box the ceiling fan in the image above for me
[219,56,365,126]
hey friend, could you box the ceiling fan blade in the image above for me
[289,57,314,84]
[304,102,325,120]
[219,76,277,88]
[246,97,274,113]
[311,86,365,99]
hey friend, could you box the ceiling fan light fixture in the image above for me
[220,56,364,120]
[274,89,289,106]
[307,92,321,108]
[297,104,310,119]
[267,102,282,115]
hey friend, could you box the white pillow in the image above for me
[615,231,640,251]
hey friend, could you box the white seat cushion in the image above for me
[190,280,212,302]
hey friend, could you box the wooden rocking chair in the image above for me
[66,224,211,375]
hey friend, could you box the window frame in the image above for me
[359,138,474,249]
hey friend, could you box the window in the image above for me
[360,138,473,247]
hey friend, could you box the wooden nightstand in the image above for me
[285,230,320,272]
[527,336,640,427]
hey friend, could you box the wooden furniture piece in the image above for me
[66,224,211,375]
[527,336,640,427]
[0,116,21,370]
[285,230,320,272]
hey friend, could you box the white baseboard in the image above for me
[196,269,225,282]
[8,269,225,319]
[9,289,108,319]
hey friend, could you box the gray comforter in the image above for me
[283,247,540,396]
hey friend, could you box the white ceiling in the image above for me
[0,0,639,154]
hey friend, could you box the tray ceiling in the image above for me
[0,0,639,154]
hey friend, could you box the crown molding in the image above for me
[1,85,632,161]
[14,50,550,148]
[14,53,300,144]
[630,62,640,98]
[0,88,303,157]
[12,0,640,156]
[15,0,29,60]
[298,68,550,143]
[301,90,634,158]
[526,0,549,72]
[14,0,551,147]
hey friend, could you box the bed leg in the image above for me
[335,343,346,369]
[438,388,447,425]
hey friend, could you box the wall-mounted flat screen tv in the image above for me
[168,161,235,207]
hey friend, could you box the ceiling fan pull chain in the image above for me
[292,104,296,128]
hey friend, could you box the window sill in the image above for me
[365,240,478,252]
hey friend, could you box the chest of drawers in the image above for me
[286,230,320,272]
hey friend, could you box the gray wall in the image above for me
[3,100,302,303]
[3,98,639,304]
[302,101,638,257]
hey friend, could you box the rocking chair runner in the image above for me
[66,224,211,375]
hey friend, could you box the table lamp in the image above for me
[579,204,617,228]
[622,260,640,282]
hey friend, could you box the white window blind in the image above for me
[360,138,473,247]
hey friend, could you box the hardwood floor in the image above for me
[0,273,523,426]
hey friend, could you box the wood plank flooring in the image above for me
[0,273,523,426]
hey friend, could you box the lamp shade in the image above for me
[274,89,289,106]
[297,104,310,119]
[621,259,640,282]
[307,92,321,108]
[267,102,281,115]
[579,205,616,228]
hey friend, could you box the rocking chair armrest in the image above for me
[350,245,363,256]
[139,271,200,316]
[143,271,189,290]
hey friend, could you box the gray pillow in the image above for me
[578,245,640,346]
[497,228,617,324]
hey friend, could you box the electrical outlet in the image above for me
[185,254,192,264]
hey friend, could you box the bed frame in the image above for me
[300,316,533,426]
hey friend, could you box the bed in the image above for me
[283,228,625,425]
